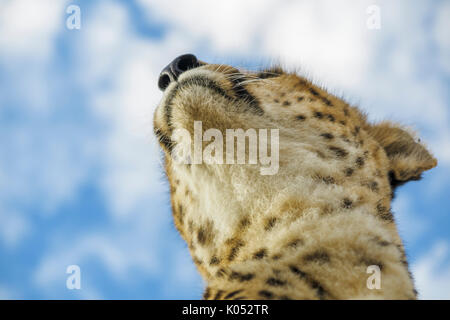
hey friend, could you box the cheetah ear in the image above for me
[367,122,437,183]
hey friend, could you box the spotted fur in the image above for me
[153,61,437,299]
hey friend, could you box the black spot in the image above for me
[272,254,282,260]
[321,97,333,106]
[342,198,353,209]
[209,256,220,265]
[196,220,214,246]
[287,238,303,248]
[214,290,224,300]
[314,111,324,119]
[376,203,394,222]
[258,290,274,299]
[297,96,304,102]
[303,250,330,264]
[253,248,267,259]
[197,228,206,245]
[367,181,379,192]
[343,107,350,116]
[230,271,255,282]
[283,101,291,106]
[289,265,329,299]
[326,114,335,122]
[371,236,391,247]
[320,133,334,140]
[177,204,184,222]
[328,146,348,158]
[309,88,320,96]
[296,115,306,121]
[266,277,286,286]
[239,217,251,229]
[216,268,226,278]
[154,128,175,153]
[289,265,307,278]
[264,217,278,231]
[356,156,365,168]
[223,289,244,299]
[203,287,211,300]
[340,120,347,126]
[345,168,354,176]
[377,239,390,247]
[321,176,336,184]
[310,280,327,300]
[228,240,245,261]
[274,98,279,103]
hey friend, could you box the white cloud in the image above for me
[32,206,196,298]
[0,285,18,299]
[0,0,68,60]
[138,0,375,88]
[0,1,90,247]
[161,246,204,298]
[432,1,450,73]
[413,241,450,300]
[260,1,374,89]
[393,194,431,246]
[0,122,97,217]
[138,0,278,54]
[0,0,71,112]
[0,210,30,248]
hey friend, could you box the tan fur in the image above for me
[153,62,437,300]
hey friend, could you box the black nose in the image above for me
[158,54,199,91]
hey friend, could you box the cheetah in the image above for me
[153,54,437,300]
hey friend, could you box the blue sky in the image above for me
[0,0,449,299]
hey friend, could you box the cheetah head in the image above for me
[153,54,437,274]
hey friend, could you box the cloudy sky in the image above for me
[0,0,449,299]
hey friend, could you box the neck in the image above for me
[168,161,415,299]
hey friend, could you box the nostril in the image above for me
[172,54,199,76]
[158,72,172,91]
[158,54,200,91]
